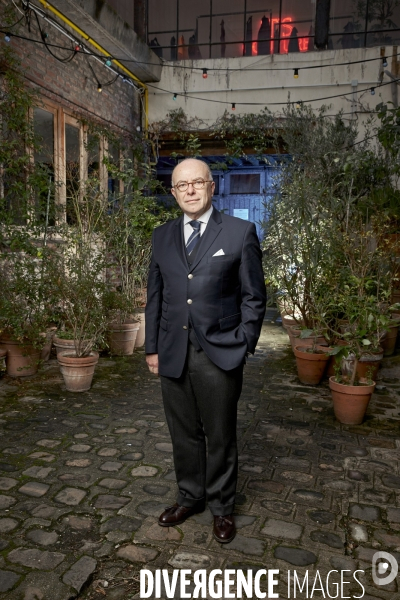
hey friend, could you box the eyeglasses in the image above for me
[173,179,213,193]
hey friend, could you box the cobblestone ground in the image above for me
[0,316,399,599]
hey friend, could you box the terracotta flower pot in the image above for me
[381,323,399,356]
[137,286,147,307]
[326,356,338,379]
[281,314,303,330]
[289,327,326,351]
[393,315,400,349]
[325,340,348,379]
[107,320,140,356]
[294,345,330,385]
[53,335,91,357]
[329,376,375,425]
[391,289,400,304]
[134,311,145,348]
[57,351,99,392]
[0,349,7,372]
[40,328,57,362]
[0,337,40,378]
[356,348,383,381]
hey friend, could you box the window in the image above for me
[107,142,121,206]
[33,107,56,224]
[87,134,100,177]
[248,0,282,56]
[230,173,260,194]
[34,108,54,165]
[26,101,130,223]
[148,0,177,60]
[65,121,81,225]
[213,175,220,195]
[211,0,245,58]
[280,0,315,53]
[156,173,173,193]
[148,0,400,56]
[330,0,400,48]
[179,1,210,59]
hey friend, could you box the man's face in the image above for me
[171,159,215,219]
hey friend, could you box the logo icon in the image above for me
[372,551,398,586]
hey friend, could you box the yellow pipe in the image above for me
[37,0,148,129]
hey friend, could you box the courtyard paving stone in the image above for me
[0,320,398,598]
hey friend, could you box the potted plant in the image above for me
[103,289,140,356]
[326,224,391,425]
[53,243,106,391]
[293,331,331,385]
[0,42,58,377]
[103,159,177,354]
[49,169,109,392]
[0,241,55,377]
[380,317,399,356]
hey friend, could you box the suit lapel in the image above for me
[173,215,188,270]
[190,207,222,272]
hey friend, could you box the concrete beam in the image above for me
[48,0,162,82]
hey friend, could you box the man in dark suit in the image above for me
[145,158,266,543]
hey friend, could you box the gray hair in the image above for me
[171,158,213,187]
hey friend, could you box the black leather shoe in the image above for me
[213,514,236,543]
[158,503,202,527]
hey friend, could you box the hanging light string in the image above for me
[7,0,143,94]
[4,24,396,75]
[84,54,120,92]
[1,13,25,31]
[3,20,394,108]
[2,18,393,107]
[31,8,77,62]
[4,0,398,76]
[2,1,396,105]
[147,75,398,108]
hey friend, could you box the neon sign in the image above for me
[246,17,309,56]
[271,17,293,53]
[252,17,309,55]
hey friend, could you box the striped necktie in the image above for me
[186,220,201,255]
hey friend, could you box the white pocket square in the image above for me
[212,249,225,256]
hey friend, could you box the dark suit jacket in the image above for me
[145,208,266,378]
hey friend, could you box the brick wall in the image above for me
[2,0,140,135]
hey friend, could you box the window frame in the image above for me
[30,101,117,223]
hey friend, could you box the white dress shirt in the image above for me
[183,205,214,245]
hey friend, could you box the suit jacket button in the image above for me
[183,325,188,330]
[188,274,193,279]
[187,299,193,304]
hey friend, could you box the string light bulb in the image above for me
[4,33,11,43]
[41,31,49,40]
[231,103,236,111]
[105,58,112,67]
[293,68,299,79]
[173,93,177,100]
[370,87,375,95]
[122,75,128,83]
[97,83,102,92]
[382,56,388,67]
[74,43,80,52]
[202,68,208,79]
